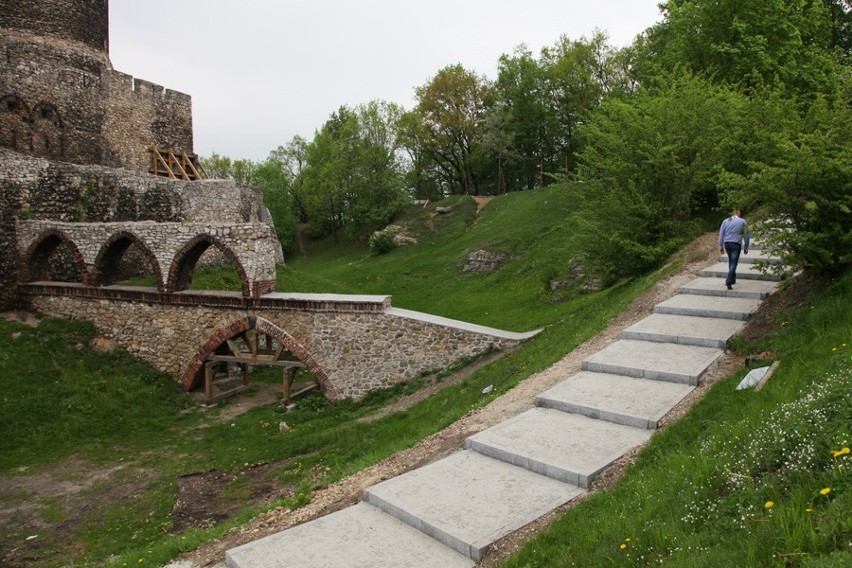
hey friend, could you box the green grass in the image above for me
[499,271,852,568]
[1,186,688,567]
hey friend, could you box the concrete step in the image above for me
[536,371,695,429]
[363,450,583,562]
[582,339,722,386]
[622,313,745,348]
[654,294,762,321]
[225,502,475,568]
[718,249,781,264]
[679,277,779,300]
[466,408,652,487]
[700,262,781,281]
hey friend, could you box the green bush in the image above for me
[369,229,397,254]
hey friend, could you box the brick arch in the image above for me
[166,234,251,297]
[21,229,88,284]
[31,102,64,158]
[93,231,164,291]
[182,316,337,399]
[0,94,33,152]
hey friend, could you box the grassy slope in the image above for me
[0,186,677,567]
[7,187,845,567]
[500,272,852,568]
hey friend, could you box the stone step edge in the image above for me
[464,436,604,488]
[621,327,727,349]
[536,392,667,430]
[679,284,772,300]
[653,304,752,322]
[581,360,701,386]
[700,267,781,282]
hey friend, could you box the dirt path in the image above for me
[176,232,739,567]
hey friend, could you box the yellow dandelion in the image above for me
[832,347,837,352]
[838,447,850,456]
[625,538,631,542]
[765,501,775,509]
[820,487,831,496]
[806,508,814,513]
[620,543,627,550]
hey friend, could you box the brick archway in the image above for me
[166,233,251,297]
[21,229,88,284]
[93,230,164,291]
[182,316,338,399]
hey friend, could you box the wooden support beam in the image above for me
[206,354,306,367]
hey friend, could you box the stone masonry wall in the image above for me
[0,149,283,308]
[17,220,279,296]
[0,0,109,53]
[1,8,193,171]
[27,295,523,400]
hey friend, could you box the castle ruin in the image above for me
[1,1,534,400]
[1,0,282,309]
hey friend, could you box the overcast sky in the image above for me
[109,1,663,162]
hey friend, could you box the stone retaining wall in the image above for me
[27,292,526,400]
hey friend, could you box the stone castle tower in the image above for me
[0,0,281,310]
[0,0,194,172]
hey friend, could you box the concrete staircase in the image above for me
[224,249,782,568]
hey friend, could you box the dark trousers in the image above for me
[724,242,742,286]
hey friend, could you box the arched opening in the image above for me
[0,95,32,152]
[167,235,251,297]
[94,232,163,290]
[31,102,64,158]
[23,231,86,283]
[183,317,336,403]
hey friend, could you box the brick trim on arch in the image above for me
[182,316,338,399]
[93,230,164,291]
[20,228,89,284]
[166,233,251,298]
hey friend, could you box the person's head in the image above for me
[732,209,741,217]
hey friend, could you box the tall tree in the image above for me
[300,102,408,240]
[413,64,494,195]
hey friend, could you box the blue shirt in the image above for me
[719,215,750,249]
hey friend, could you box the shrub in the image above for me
[369,229,397,254]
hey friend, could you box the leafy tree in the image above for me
[248,154,298,254]
[494,33,633,190]
[637,0,840,97]
[574,73,747,281]
[300,102,408,240]
[200,152,252,184]
[413,64,494,195]
[719,86,852,276]
[396,110,443,200]
[494,45,551,190]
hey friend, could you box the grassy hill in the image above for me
[1,187,848,567]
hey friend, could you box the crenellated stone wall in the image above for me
[0,0,193,170]
[25,289,535,400]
